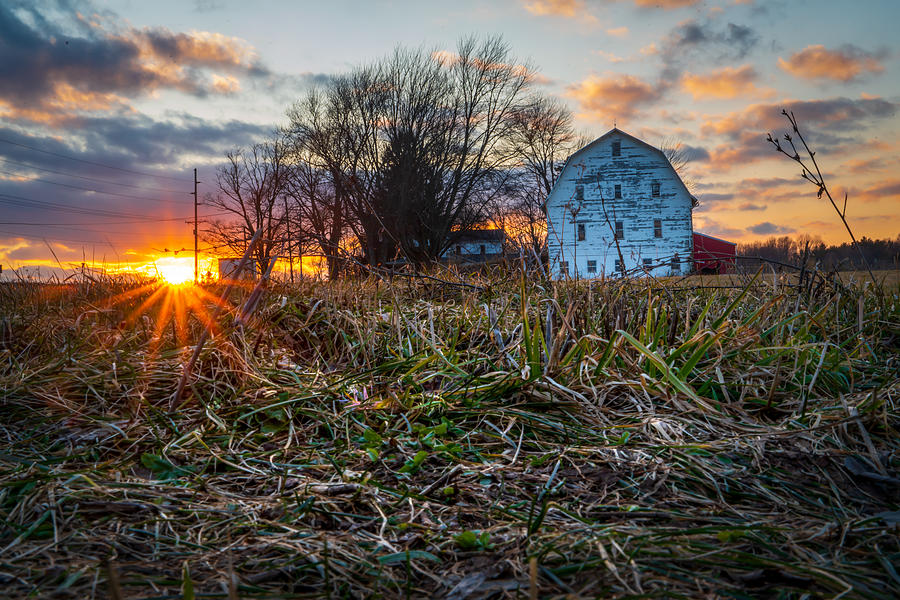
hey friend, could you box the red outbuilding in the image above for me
[693,232,736,274]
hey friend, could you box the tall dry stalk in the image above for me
[767,110,881,292]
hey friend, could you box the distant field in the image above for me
[1,271,897,598]
[681,268,900,289]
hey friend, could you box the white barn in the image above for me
[546,128,694,278]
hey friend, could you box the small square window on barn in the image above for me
[455,245,461,255]
[612,140,621,157]
[643,258,653,269]
[615,259,624,272]
[577,223,586,241]
[559,261,569,273]
[654,219,662,238]
[587,260,597,274]
[652,181,660,197]
[614,221,624,240]
[671,253,680,272]
[614,184,622,199]
[575,185,584,202]
[480,244,486,255]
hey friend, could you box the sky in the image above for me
[1,0,898,279]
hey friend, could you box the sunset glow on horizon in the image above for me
[151,256,196,285]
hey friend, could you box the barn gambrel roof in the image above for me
[547,128,697,209]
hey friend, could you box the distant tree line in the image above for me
[737,234,900,271]
[203,35,581,277]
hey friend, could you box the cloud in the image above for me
[778,45,886,83]
[693,97,896,173]
[694,192,735,209]
[737,202,766,211]
[0,2,269,124]
[735,177,796,190]
[855,179,900,204]
[593,50,626,63]
[632,0,700,7]
[748,222,795,235]
[522,0,587,17]
[0,114,274,252]
[701,97,898,141]
[567,73,665,123]
[704,131,773,171]
[842,157,885,175]
[653,18,761,87]
[666,19,759,60]
[606,27,629,38]
[692,217,743,239]
[681,65,772,99]
[681,144,710,162]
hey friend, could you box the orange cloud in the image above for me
[681,65,772,100]
[778,45,885,82]
[0,5,269,126]
[633,0,700,7]
[522,0,585,17]
[842,157,885,175]
[211,74,241,94]
[606,27,629,38]
[700,97,897,140]
[567,73,664,123]
[0,83,131,126]
[855,179,900,204]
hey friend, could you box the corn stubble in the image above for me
[0,269,897,599]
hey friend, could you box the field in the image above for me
[1,268,898,599]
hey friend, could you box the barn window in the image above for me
[671,253,680,272]
[612,140,621,157]
[559,261,569,273]
[614,221,624,240]
[652,181,660,197]
[575,185,584,202]
[614,259,624,272]
[455,245,461,255]
[614,184,622,199]
[643,258,653,269]
[587,260,597,274]
[654,219,662,238]
[479,244,486,255]
[577,223,586,241]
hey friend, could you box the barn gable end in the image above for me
[546,128,694,278]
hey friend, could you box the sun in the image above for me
[154,256,195,285]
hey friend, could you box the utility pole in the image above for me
[192,168,199,284]
[283,197,294,284]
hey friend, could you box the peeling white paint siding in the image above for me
[546,129,694,279]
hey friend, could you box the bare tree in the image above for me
[204,138,291,274]
[658,137,700,206]
[493,97,583,258]
[284,144,346,279]
[285,35,538,268]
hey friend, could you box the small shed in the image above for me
[445,229,505,262]
[217,257,259,281]
[692,232,736,274]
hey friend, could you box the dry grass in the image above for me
[1,269,898,599]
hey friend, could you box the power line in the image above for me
[0,228,136,245]
[0,168,186,204]
[0,212,230,227]
[0,157,186,194]
[0,228,222,249]
[0,192,184,220]
[0,136,191,183]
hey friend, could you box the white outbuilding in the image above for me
[546,128,695,278]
